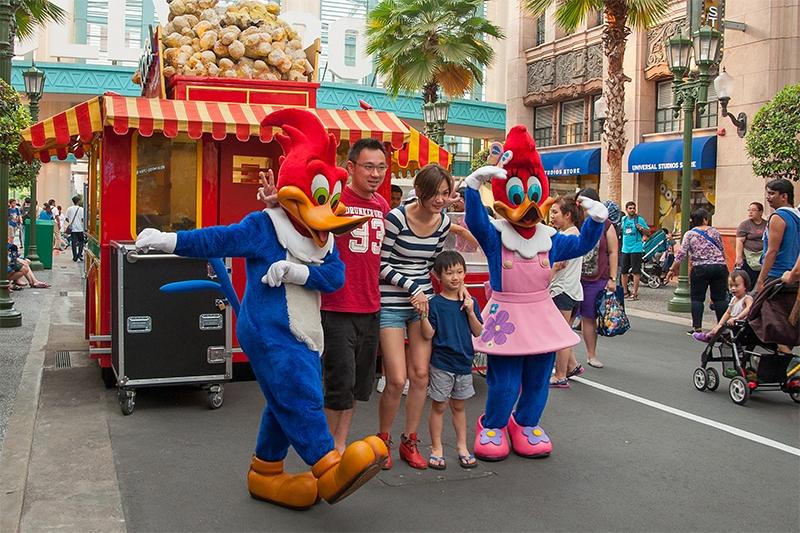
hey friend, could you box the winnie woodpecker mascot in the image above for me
[135,108,388,510]
[463,125,608,461]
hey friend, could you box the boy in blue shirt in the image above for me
[420,251,483,470]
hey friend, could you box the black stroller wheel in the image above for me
[705,367,720,391]
[693,368,708,391]
[790,391,800,404]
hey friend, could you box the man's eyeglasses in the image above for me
[354,163,388,174]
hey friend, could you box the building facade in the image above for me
[498,0,800,255]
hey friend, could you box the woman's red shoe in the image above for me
[399,433,427,469]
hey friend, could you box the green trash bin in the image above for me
[23,219,55,270]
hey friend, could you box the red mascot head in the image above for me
[262,108,369,247]
[491,125,554,239]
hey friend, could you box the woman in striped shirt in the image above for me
[376,164,454,470]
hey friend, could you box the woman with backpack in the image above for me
[666,208,729,335]
[577,188,619,369]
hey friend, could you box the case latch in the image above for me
[126,316,152,334]
[199,313,224,330]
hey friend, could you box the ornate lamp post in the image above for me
[422,101,436,140]
[665,25,721,313]
[22,62,45,271]
[433,100,450,146]
[0,0,22,327]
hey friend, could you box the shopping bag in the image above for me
[596,290,630,337]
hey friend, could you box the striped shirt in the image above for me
[380,205,451,309]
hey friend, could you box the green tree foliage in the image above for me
[13,0,67,40]
[470,146,490,172]
[366,0,504,103]
[0,79,40,190]
[745,83,800,182]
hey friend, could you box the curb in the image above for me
[0,301,50,533]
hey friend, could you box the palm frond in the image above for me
[15,0,66,39]
[627,0,670,28]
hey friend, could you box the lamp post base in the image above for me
[0,282,22,327]
[26,249,43,271]
[667,275,692,313]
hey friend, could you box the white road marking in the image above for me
[572,376,800,457]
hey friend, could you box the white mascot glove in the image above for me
[262,260,310,287]
[135,228,177,253]
[577,195,609,223]
[464,165,507,190]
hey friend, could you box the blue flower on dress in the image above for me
[481,310,515,345]
[479,428,503,446]
[522,426,550,446]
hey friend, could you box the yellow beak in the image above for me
[278,186,369,247]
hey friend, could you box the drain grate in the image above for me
[59,291,68,297]
[55,351,72,369]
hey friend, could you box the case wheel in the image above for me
[101,366,117,389]
[207,385,224,409]
[705,367,720,391]
[119,389,136,415]
[692,367,708,391]
[729,376,750,405]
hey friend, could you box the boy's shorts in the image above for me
[428,365,474,402]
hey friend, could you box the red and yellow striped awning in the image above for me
[393,126,452,172]
[20,93,411,163]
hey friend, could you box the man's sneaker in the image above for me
[376,432,393,470]
[399,433,427,469]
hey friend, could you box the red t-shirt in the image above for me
[321,186,389,313]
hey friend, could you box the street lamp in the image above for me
[433,100,450,146]
[0,0,23,327]
[22,62,45,271]
[714,68,747,138]
[664,25,722,313]
[422,101,436,139]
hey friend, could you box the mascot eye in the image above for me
[526,176,543,203]
[311,174,330,205]
[330,181,343,209]
[505,177,525,207]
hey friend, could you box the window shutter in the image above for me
[657,81,674,109]
[560,100,583,126]
[535,106,553,128]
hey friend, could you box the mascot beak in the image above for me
[278,186,369,247]
[493,196,556,229]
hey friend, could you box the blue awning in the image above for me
[540,148,600,177]
[628,136,717,173]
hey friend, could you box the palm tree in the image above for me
[12,0,67,43]
[366,0,504,104]
[524,0,669,204]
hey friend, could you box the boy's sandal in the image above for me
[428,454,446,470]
[458,454,477,469]
[31,282,50,289]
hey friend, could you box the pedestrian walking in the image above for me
[64,196,86,262]
[756,179,799,292]
[420,251,482,470]
[620,201,650,300]
[377,163,455,470]
[735,201,766,288]
[666,208,729,334]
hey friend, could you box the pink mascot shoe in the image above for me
[474,415,510,461]
[507,412,552,458]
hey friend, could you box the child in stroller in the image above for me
[691,273,800,405]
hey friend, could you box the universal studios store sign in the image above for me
[630,161,698,172]
[21,0,374,81]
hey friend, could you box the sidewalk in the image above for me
[0,257,712,533]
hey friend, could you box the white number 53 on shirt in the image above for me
[348,218,384,254]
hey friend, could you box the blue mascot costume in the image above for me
[136,108,388,510]
[463,125,608,461]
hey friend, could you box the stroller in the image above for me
[692,280,800,405]
[629,229,671,290]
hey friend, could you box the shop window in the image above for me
[134,134,199,235]
[656,80,680,132]
[534,105,554,147]
[344,30,358,67]
[590,94,603,142]
[559,100,584,145]
[696,81,718,128]
[536,16,546,46]
[589,10,603,28]
[549,175,600,200]
[656,170,716,232]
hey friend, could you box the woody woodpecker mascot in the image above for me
[135,109,388,510]
[463,125,608,461]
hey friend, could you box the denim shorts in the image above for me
[379,307,420,329]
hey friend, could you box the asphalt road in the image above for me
[95,314,799,532]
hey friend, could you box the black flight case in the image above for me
[110,241,232,415]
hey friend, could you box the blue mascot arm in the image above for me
[303,245,345,293]
[464,187,500,257]
[175,211,266,259]
[550,218,604,264]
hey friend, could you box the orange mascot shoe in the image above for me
[362,435,389,467]
[247,456,318,510]
[313,440,381,504]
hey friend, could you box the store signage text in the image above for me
[631,161,698,172]
[545,167,582,177]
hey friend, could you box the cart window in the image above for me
[135,134,199,234]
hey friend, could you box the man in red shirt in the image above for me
[320,139,390,454]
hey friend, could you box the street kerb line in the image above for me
[572,376,800,457]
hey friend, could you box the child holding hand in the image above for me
[421,251,483,470]
[693,270,754,342]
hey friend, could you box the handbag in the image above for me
[596,289,630,337]
[742,248,762,271]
